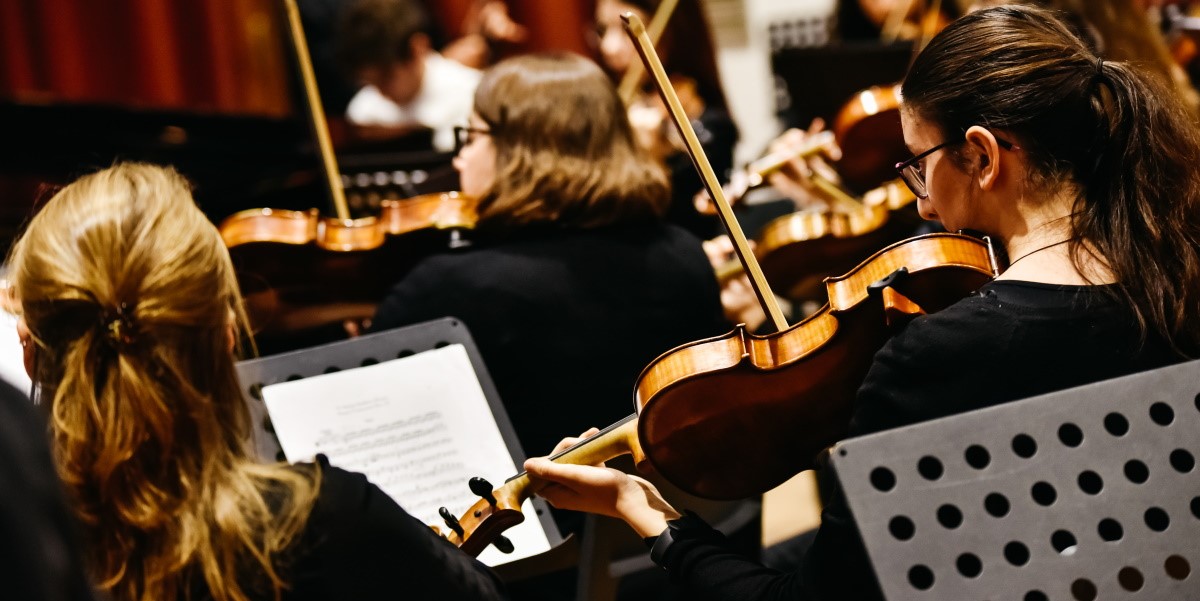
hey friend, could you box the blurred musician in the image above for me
[969,0,1200,116]
[336,0,483,151]
[523,6,1200,600]
[370,52,727,471]
[593,0,739,239]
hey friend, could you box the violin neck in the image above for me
[744,130,836,188]
[505,414,643,499]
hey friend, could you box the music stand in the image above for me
[235,316,571,580]
[831,359,1200,600]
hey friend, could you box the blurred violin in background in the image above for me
[221,192,475,346]
[220,0,471,353]
[833,82,908,193]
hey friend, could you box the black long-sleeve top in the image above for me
[187,457,507,601]
[278,460,507,601]
[371,223,729,461]
[657,280,1181,600]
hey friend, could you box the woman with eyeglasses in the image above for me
[371,52,727,471]
[522,6,1200,600]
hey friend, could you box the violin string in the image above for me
[509,413,638,481]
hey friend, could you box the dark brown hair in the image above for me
[472,52,670,231]
[903,5,1200,356]
[336,0,429,74]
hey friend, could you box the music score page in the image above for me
[262,344,551,566]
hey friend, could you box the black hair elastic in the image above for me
[101,302,138,351]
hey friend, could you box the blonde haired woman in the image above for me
[11,163,505,601]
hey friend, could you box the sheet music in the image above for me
[262,344,551,566]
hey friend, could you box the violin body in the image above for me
[219,192,476,349]
[635,232,995,499]
[755,180,921,299]
[833,83,910,193]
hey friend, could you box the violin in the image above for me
[692,130,839,215]
[715,179,921,300]
[220,191,475,251]
[432,12,1000,556]
[748,177,916,299]
[221,192,475,339]
[832,83,909,193]
[870,0,952,46]
[696,82,904,216]
[441,231,996,554]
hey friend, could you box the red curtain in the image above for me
[0,0,292,116]
[427,0,596,58]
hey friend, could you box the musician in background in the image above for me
[370,52,728,475]
[969,0,1200,117]
[10,164,506,601]
[336,0,482,151]
[837,0,961,42]
[593,0,738,239]
[524,6,1200,599]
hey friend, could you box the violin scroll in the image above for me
[440,482,525,557]
[438,415,644,557]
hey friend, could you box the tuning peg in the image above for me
[469,476,497,506]
[493,534,514,554]
[439,506,465,538]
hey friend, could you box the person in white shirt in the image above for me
[337,0,482,152]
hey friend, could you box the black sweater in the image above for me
[184,457,506,601]
[371,223,729,461]
[657,280,1180,600]
[282,461,506,600]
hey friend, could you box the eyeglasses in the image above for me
[453,126,491,153]
[895,136,1018,199]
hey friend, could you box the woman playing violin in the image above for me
[525,6,1200,600]
[10,164,506,601]
[593,0,738,239]
[371,53,727,469]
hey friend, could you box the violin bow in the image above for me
[282,0,351,221]
[617,0,681,106]
[622,12,789,332]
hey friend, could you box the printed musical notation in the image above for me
[261,344,551,565]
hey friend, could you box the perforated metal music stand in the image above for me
[234,317,569,580]
[831,359,1200,601]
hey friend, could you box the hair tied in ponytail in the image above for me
[101,302,138,351]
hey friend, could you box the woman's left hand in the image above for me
[523,429,682,537]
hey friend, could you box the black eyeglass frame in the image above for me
[894,135,1018,199]
[453,125,492,153]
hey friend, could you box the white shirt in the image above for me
[346,53,481,152]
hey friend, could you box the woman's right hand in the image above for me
[524,429,682,538]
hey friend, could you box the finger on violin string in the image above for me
[548,427,601,455]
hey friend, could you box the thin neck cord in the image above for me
[1006,239,1072,269]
